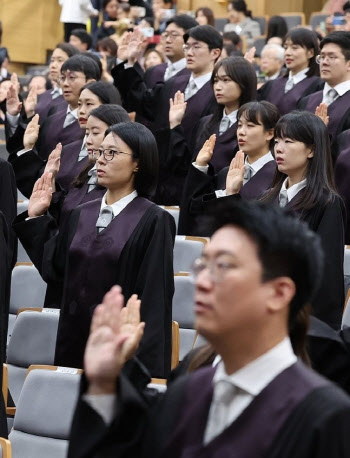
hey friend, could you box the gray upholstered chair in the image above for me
[6,310,60,410]
[8,265,47,343]
[8,366,81,458]
[173,236,207,273]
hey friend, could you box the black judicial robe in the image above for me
[13,197,175,378]
[35,90,66,121]
[144,63,190,89]
[258,75,322,115]
[298,90,350,153]
[8,138,86,199]
[67,361,350,458]
[0,158,17,268]
[178,160,276,236]
[334,129,350,243]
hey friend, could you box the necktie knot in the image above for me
[219,116,231,135]
[185,79,197,101]
[325,88,338,105]
[63,111,76,128]
[96,206,114,232]
[279,189,289,208]
[78,145,88,162]
[284,78,294,93]
[214,379,236,404]
[243,164,254,182]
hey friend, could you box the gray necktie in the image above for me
[284,78,294,93]
[219,116,231,135]
[96,206,114,233]
[164,64,176,81]
[243,164,254,182]
[51,87,61,100]
[78,144,88,162]
[87,167,98,192]
[279,189,289,208]
[63,111,76,128]
[184,79,197,101]
[324,88,338,106]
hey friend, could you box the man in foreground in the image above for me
[68,199,350,457]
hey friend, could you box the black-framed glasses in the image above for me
[161,32,182,40]
[57,72,84,85]
[93,149,133,161]
[190,256,236,283]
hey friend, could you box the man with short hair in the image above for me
[260,44,285,81]
[68,199,350,458]
[69,28,93,51]
[298,31,350,144]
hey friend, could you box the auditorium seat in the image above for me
[8,365,81,458]
[159,205,180,233]
[6,310,60,410]
[280,12,305,30]
[8,265,47,343]
[253,15,269,35]
[252,36,267,57]
[309,12,328,30]
[215,18,228,32]
[173,274,196,360]
[16,201,28,216]
[173,236,208,273]
[0,438,11,458]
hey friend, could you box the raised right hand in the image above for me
[28,172,53,217]
[127,28,144,65]
[226,150,246,195]
[169,91,187,128]
[85,286,145,394]
[23,114,40,150]
[195,134,216,167]
[44,143,62,179]
[6,82,22,116]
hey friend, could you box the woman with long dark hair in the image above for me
[266,16,288,46]
[259,28,323,114]
[228,111,345,329]
[14,122,175,378]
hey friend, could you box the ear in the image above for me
[307,146,314,159]
[266,277,296,314]
[211,48,222,62]
[265,128,274,142]
[86,78,96,84]
[307,48,315,59]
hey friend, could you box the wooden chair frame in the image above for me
[0,437,11,458]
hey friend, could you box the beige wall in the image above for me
[0,0,63,66]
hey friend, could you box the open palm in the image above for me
[226,151,246,195]
[28,172,53,217]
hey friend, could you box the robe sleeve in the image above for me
[8,148,45,198]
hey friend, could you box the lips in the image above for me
[276,157,284,164]
[285,59,292,64]
[238,139,245,145]
[79,117,87,124]
[194,300,212,314]
[97,169,106,176]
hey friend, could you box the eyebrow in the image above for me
[202,249,238,259]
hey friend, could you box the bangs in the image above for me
[237,102,262,125]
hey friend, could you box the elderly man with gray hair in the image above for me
[260,43,285,81]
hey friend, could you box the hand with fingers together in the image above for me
[85,285,145,394]
[24,86,38,118]
[195,134,216,167]
[169,91,187,128]
[127,29,144,66]
[315,103,329,126]
[44,144,62,192]
[23,114,40,150]
[226,150,246,195]
[6,83,22,117]
[28,172,53,217]
[117,31,132,62]
[244,47,256,64]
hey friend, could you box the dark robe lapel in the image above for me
[56,139,87,191]
[210,121,238,172]
[240,160,276,200]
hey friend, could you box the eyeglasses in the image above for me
[161,32,182,40]
[58,73,84,85]
[183,43,208,53]
[191,256,236,283]
[316,54,343,64]
[93,149,133,161]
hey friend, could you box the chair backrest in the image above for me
[173,275,195,328]
[253,36,267,57]
[309,12,328,30]
[253,15,269,35]
[16,201,28,216]
[7,310,60,406]
[159,206,180,234]
[9,366,81,458]
[344,247,350,276]
[17,242,31,264]
[342,295,350,329]
[173,236,208,273]
[10,265,47,315]
[215,17,228,32]
[281,12,305,30]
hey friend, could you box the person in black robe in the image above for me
[334,129,350,243]
[258,28,323,115]
[297,32,350,151]
[13,122,175,379]
[112,25,222,204]
[67,199,350,458]
[179,101,279,236]
[8,81,121,198]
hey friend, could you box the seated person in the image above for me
[259,44,285,83]
[69,28,93,51]
[68,198,350,458]
[223,0,261,49]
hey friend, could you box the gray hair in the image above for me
[261,44,285,62]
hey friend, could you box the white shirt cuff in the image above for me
[17,148,31,157]
[215,190,227,198]
[192,162,209,174]
[82,393,116,425]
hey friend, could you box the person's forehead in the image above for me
[166,23,184,33]
[321,42,344,54]
[187,36,206,45]
[204,226,258,257]
[61,69,85,77]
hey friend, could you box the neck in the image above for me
[169,55,184,63]
[69,102,78,110]
[290,65,307,77]
[213,327,287,375]
[237,12,246,22]
[191,65,213,78]
[286,171,306,188]
[105,186,135,205]
[328,76,350,87]
[224,101,239,114]
[247,145,270,163]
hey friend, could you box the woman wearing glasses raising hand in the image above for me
[13,122,175,379]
